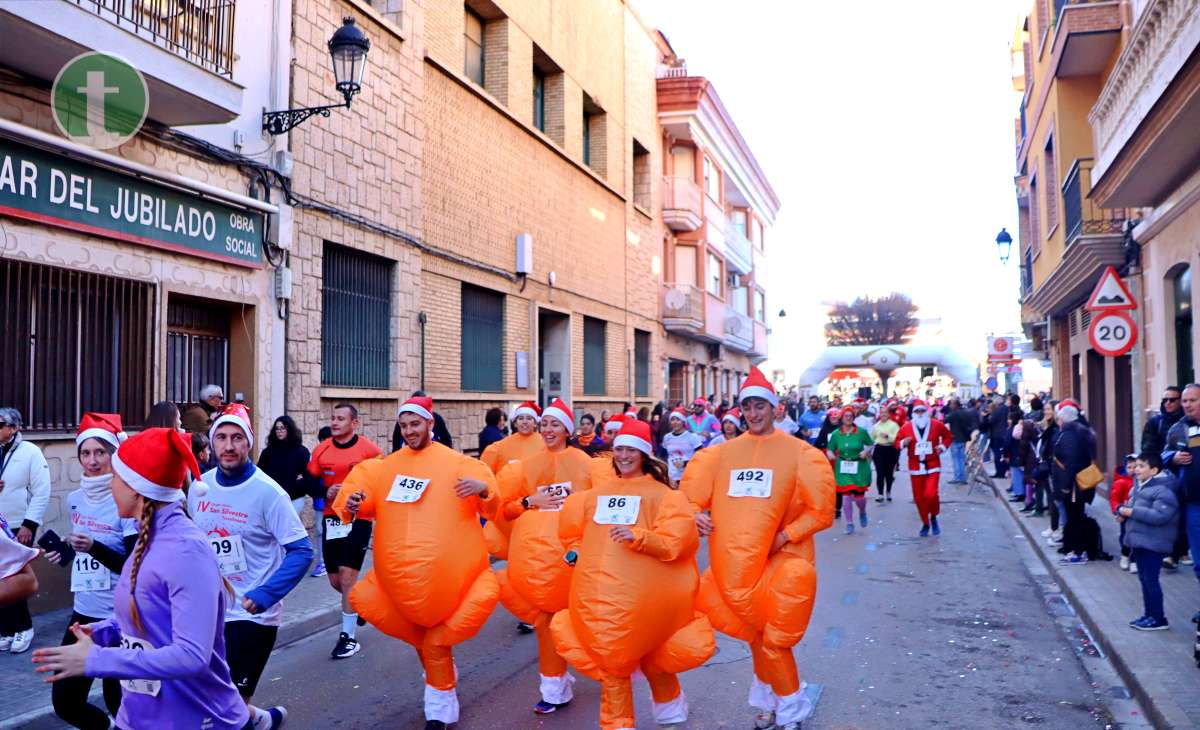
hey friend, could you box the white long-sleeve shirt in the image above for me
[0,435,51,529]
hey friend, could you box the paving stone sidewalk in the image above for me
[993,478,1200,728]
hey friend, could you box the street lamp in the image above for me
[263,17,371,135]
[995,228,1013,264]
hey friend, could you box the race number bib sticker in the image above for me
[538,482,572,512]
[70,554,111,593]
[728,469,773,498]
[838,460,860,476]
[324,516,352,540]
[386,475,432,504]
[914,441,933,457]
[593,495,641,525]
[210,533,247,576]
[119,637,161,696]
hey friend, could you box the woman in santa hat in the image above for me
[826,407,874,535]
[551,418,714,730]
[708,408,744,446]
[32,428,250,730]
[495,398,593,714]
[479,402,546,563]
[41,414,135,730]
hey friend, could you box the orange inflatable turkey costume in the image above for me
[551,419,715,730]
[494,398,593,710]
[681,368,836,729]
[332,396,499,726]
[479,401,545,559]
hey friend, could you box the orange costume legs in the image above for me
[533,612,574,704]
[748,639,811,726]
[912,472,941,525]
[417,644,459,724]
[597,661,686,730]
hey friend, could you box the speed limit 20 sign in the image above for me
[1088,311,1137,357]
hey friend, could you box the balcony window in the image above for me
[533,67,545,131]
[584,316,607,395]
[634,329,650,397]
[754,291,766,322]
[753,219,764,251]
[707,253,722,297]
[632,139,651,209]
[674,245,697,287]
[464,8,484,85]
[734,284,750,315]
[1172,266,1194,387]
[703,155,720,200]
[1044,139,1058,234]
[731,210,747,237]
[672,146,695,181]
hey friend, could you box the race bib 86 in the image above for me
[593,495,641,525]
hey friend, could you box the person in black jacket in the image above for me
[1142,385,1184,456]
[392,390,453,451]
[258,415,316,508]
[1051,400,1097,563]
[981,396,1011,478]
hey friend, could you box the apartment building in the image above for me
[1088,0,1200,414]
[1012,0,1132,467]
[0,0,291,607]
[419,0,666,447]
[656,37,779,407]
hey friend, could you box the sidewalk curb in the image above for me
[2,607,341,730]
[996,489,1172,730]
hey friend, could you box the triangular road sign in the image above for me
[1086,266,1136,311]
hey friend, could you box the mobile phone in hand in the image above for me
[37,529,76,566]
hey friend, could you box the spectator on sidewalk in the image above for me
[1118,452,1180,631]
[1040,402,1063,544]
[1162,383,1200,622]
[1053,400,1098,565]
[145,401,183,431]
[478,408,506,453]
[258,416,316,514]
[1016,417,1042,513]
[1112,453,1137,571]
[1008,411,1027,503]
[181,384,224,434]
[1143,386,1184,457]
[945,397,977,485]
[0,407,50,654]
[569,413,609,455]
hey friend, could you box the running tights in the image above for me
[842,494,867,524]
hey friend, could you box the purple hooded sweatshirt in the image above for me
[85,501,248,730]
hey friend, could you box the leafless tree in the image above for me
[824,293,919,346]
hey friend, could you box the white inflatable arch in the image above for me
[795,344,979,389]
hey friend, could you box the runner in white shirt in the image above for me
[43,413,135,728]
[662,409,706,486]
[190,405,312,730]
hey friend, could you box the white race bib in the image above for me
[70,554,111,593]
[538,482,572,512]
[914,441,933,457]
[386,474,432,504]
[324,516,353,540]
[593,495,641,525]
[728,469,773,498]
[119,637,162,696]
[838,460,860,476]
[209,533,247,576]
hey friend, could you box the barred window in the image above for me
[634,329,650,397]
[166,297,229,406]
[322,242,392,389]
[584,316,606,395]
[0,259,151,432]
[461,284,504,391]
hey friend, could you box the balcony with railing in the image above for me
[662,283,706,337]
[1050,0,1122,79]
[0,0,243,125]
[723,306,753,352]
[750,320,767,359]
[1062,158,1126,247]
[662,175,704,232]
[724,222,753,275]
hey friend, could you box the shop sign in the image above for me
[0,136,262,267]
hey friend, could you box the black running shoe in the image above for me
[331,632,361,659]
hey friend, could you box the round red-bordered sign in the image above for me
[1088,310,1137,357]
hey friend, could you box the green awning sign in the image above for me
[0,136,263,267]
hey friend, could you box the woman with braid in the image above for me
[32,428,251,730]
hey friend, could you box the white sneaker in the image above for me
[1120,555,1131,571]
[10,628,34,654]
[0,635,12,652]
[1182,555,1194,566]
[1130,562,1138,574]
[1041,527,1054,538]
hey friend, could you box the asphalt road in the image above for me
[253,473,1122,729]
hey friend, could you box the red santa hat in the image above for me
[76,412,127,449]
[541,398,575,430]
[692,397,708,407]
[722,408,742,425]
[624,408,639,419]
[910,399,929,411]
[604,414,625,433]
[1056,399,1080,413]
[512,401,542,422]
[827,407,843,421]
[398,395,435,421]
[113,427,200,503]
[612,418,654,456]
[738,367,780,408]
[210,404,254,449]
[668,408,687,423]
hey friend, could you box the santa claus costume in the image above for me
[895,400,953,536]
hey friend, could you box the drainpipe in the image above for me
[418,311,427,391]
[1125,223,1146,443]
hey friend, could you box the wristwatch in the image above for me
[521,496,531,510]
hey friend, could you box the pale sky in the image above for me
[638,0,1031,383]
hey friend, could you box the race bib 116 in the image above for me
[70,554,111,593]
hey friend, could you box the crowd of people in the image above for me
[4,376,1200,729]
[0,370,840,730]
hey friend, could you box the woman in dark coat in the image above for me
[1052,402,1098,562]
[257,415,316,507]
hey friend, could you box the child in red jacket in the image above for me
[1111,453,1137,571]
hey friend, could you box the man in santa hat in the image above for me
[334,396,500,730]
[191,405,312,729]
[895,400,953,536]
[686,398,721,445]
[682,367,836,730]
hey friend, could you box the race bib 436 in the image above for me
[387,475,432,504]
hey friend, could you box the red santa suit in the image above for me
[894,401,952,527]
